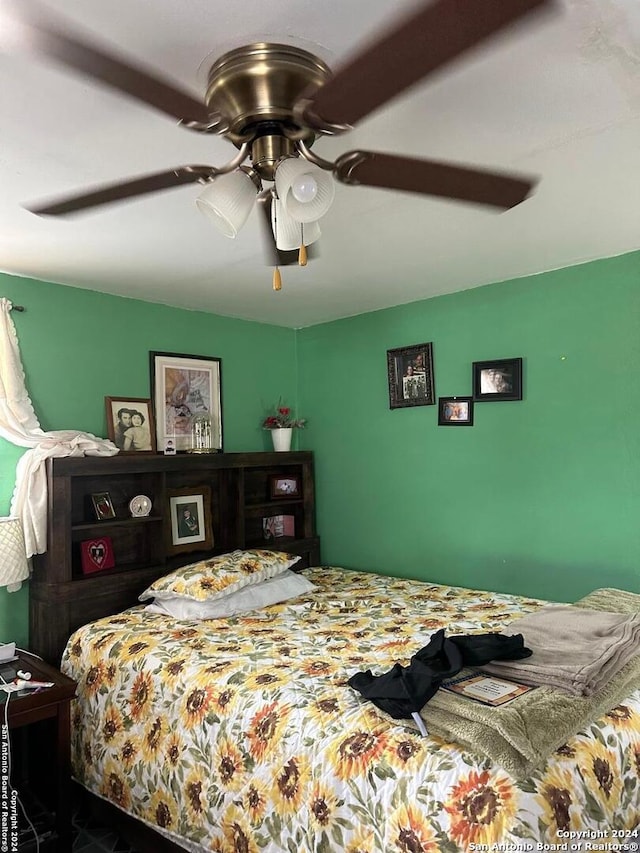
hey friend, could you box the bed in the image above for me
[61,565,640,851]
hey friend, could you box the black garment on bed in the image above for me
[347,629,531,721]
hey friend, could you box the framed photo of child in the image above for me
[105,396,157,453]
[166,486,213,555]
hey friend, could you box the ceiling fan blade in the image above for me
[3,1,210,124]
[28,166,216,216]
[299,0,555,131]
[334,151,536,210]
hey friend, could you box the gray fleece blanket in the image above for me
[481,602,640,695]
[415,587,640,779]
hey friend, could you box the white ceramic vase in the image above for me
[271,428,292,452]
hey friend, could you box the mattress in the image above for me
[61,567,640,851]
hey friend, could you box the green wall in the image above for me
[297,251,640,602]
[2,251,639,644]
[0,272,299,645]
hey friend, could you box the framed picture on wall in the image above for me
[387,342,435,409]
[150,351,223,453]
[438,397,474,426]
[166,486,213,555]
[105,396,156,452]
[473,357,523,402]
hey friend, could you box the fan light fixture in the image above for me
[196,168,258,238]
[274,158,335,224]
[272,198,321,251]
[196,156,333,248]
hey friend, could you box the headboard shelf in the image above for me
[71,516,164,532]
[30,451,319,664]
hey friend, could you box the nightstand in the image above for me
[2,650,77,852]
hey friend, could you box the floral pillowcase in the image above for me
[139,549,300,603]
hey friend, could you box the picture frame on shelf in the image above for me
[387,342,435,409]
[91,492,116,521]
[263,515,295,540]
[80,537,115,575]
[105,396,156,453]
[150,351,223,453]
[438,397,474,426]
[167,486,213,555]
[270,475,301,499]
[473,357,523,402]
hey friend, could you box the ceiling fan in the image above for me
[6,0,555,290]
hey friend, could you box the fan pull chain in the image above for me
[272,196,282,291]
[299,223,308,266]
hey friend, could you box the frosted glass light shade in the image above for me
[275,158,335,223]
[0,517,29,593]
[196,170,257,237]
[271,199,321,251]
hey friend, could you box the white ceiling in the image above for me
[1,0,639,328]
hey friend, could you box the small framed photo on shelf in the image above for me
[263,515,295,540]
[91,492,116,521]
[387,342,435,409]
[270,475,301,499]
[167,486,213,555]
[80,537,115,575]
[105,396,156,453]
[438,397,474,426]
[473,357,523,402]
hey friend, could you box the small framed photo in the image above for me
[91,492,116,521]
[473,358,523,402]
[80,537,115,574]
[263,515,295,539]
[150,351,223,453]
[105,396,157,453]
[270,475,301,499]
[167,486,213,555]
[387,342,435,409]
[438,397,474,426]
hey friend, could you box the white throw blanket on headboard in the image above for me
[0,298,117,577]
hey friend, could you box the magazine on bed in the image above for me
[441,670,535,706]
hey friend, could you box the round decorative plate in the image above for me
[129,494,152,518]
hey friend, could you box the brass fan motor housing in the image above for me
[205,43,331,145]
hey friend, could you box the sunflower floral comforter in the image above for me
[61,568,640,852]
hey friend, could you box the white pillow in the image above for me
[144,569,315,620]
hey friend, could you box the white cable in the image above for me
[15,648,43,661]
[17,793,40,853]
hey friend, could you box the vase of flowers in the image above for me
[262,402,306,452]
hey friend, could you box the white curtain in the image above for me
[0,298,118,583]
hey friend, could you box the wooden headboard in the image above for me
[30,451,320,664]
